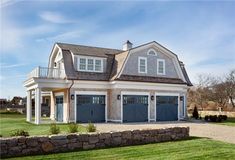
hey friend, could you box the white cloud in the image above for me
[0,63,27,69]
[39,11,77,24]
[0,0,23,8]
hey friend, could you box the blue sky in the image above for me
[0,0,235,99]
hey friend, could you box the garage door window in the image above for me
[92,96,105,105]
[137,96,148,105]
[123,96,148,105]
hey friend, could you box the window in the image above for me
[77,56,103,72]
[87,59,94,71]
[79,58,86,70]
[138,57,147,73]
[147,49,157,56]
[95,59,102,71]
[157,59,165,75]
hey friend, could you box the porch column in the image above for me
[35,88,41,124]
[184,93,187,118]
[26,90,32,122]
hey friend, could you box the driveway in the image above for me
[95,121,235,144]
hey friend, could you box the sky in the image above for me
[0,0,235,99]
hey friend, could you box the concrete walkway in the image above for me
[94,122,235,144]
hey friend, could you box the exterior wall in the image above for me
[122,46,179,78]
[0,127,189,158]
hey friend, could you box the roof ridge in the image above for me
[56,42,123,52]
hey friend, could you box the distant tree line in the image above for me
[188,69,235,110]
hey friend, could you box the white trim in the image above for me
[55,92,64,96]
[74,91,108,123]
[121,91,150,123]
[155,92,180,121]
[157,59,165,75]
[76,55,104,73]
[147,48,157,56]
[138,57,147,73]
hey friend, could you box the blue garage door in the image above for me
[123,95,148,122]
[156,96,178,121]
[56,96,63,122]
[76,95,105,123]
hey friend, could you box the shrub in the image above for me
[222,115,227,121]
[192,106,199,119]
[10,129,29,137]
[210,115,217,122]
[87,122,96,132]
[205,115,209,121]
[49,123,60,134]
[217,115,223,122]
[68,123,78,133]
[0,110,21,114]
[0,135,2,137]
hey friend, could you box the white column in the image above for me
[184,93,187,119]
[26,90,32,122]
[35,88,41,124]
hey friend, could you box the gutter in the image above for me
[67,80,74,123]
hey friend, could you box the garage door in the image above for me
[156,96,178,121]
[123,95,148,122]
[76,95,105,123]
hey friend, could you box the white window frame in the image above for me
[77,56,104,72]
[147,49,157,56]
[138,57,147,73]
[157,59,165,75]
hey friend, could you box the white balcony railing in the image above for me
[27,67,65,79]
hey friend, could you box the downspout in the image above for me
[67,80,74,123]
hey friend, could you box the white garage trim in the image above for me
[121,91,150,123]
[155,92,180,121]
[74,91,108,123]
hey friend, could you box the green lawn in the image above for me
[218,118,235,126]
[0,114,86,137]
[7,138,235,160]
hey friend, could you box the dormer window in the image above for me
[157,59,165,75]
[147,49,157,56]
[77,56,103,72]
[138,57,147,73]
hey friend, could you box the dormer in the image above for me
[76,55,105,73]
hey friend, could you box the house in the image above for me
[24,40,192,124]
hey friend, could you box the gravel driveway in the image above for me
[95,121,235,144]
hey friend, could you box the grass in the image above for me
[218,118,235,126]
[0,114,86,137]
[6,138,235,160]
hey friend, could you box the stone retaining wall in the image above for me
[0,127,189,158]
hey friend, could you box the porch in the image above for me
[24,66,70,124]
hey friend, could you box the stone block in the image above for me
[111,132,121,137]
[88,135,99,144]
[121,131,132,139]
[99,133,111,139]
[26,138,38,147]
[78,134,89,142]
[68,142,82,150]
[83,142,95,150]
[41,141,54,152]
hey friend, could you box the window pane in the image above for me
[95,60,102,71]
[139,58,146,73]
[158,61,164,74]
[87,59,94,71]
[79,58,86,70]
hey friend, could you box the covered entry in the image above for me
[156,95,178,121]
[76,95,105,123]
[123,95,148,122]
[55,96,63,122]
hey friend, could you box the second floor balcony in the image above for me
[27,67,66,80]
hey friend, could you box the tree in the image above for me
[225,70,235,108]
[192,106,199,119]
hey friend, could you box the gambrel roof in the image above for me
[55,41,192,86]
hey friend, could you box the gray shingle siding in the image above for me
[122,47,179,78]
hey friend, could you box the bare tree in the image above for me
[225,70,235,107]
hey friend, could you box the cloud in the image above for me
[39,11,77,24]
[0,63,27,69]
[0,0,23,8]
